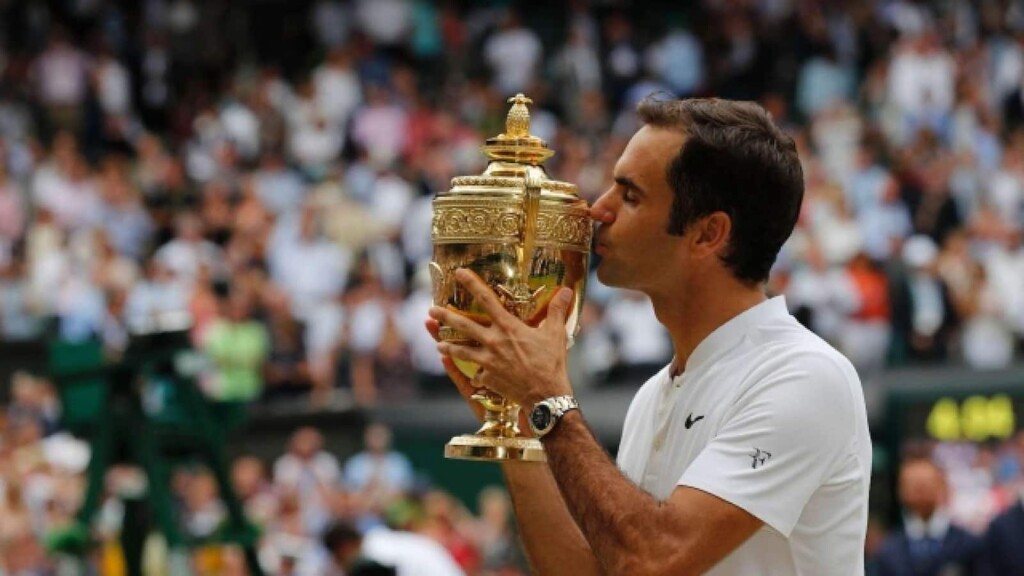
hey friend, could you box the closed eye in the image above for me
[614,176,645,205]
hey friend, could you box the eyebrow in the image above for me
[614,175,647,197]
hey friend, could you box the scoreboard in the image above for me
[901,393,1022,443]
[882,365,1024,452]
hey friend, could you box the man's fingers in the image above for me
[454,268,516,327]
[541,287,574,335]
[438,341,488,367]
[425,318,441,342]
[428,305,491,343]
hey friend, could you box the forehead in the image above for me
[615,125,687,193]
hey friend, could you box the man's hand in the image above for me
[424,315,487,421]
[427,268,575,409]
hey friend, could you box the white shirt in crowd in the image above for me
[887,43,955,118]
[95,56,132,117]
[153,238,225,287]
[354,0,412,46]
[603,291,672,366]
[33,43,89,106]
[484,26,542,94]
[362,526,466,576]
[617,296,871,575]
[314,60,361,127]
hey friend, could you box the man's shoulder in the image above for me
[753,321,859,385]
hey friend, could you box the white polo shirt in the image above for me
[616,296,871,575]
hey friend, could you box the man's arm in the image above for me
[542,411,762,576]
[502,462,603,576]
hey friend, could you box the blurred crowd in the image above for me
[0,0,1021,411]
[865,435,1024,575]
[1,0,1024,573]
[0,370,524,574]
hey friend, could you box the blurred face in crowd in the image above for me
[898,459,946,520]
[226,292,253,322]
[231,456,265,498]
[290,427,323,459]
[364,423,392,455]
[176,214,204,242]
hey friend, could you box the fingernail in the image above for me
[437,342,449,354]
[428,307,442,318]
[558,289,573,305]
[455,268,469,280]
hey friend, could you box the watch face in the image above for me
[531,404,553,432]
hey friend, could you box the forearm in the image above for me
[502,460,603,576]
[541,411,687,575]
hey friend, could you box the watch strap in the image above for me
[545,395,578,418]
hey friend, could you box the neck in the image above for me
[649,277,767,377]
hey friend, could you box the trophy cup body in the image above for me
[431,94,591,462]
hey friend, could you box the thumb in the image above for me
[546,287,575,329]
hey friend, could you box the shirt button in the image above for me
[654,438,664,450]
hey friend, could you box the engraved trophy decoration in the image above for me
[431,94,591,462]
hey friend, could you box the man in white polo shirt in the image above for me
[428,96,871,575]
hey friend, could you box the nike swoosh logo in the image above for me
[685,413,704,429]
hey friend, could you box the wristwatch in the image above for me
[529,395,579,438]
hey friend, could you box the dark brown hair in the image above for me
[637,96,804,284]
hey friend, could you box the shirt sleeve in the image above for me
[678,349,858,537]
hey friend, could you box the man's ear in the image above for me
[690,212,731,258]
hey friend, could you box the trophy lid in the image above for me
[482,94,555,166]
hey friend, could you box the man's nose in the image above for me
[590,195,615,224]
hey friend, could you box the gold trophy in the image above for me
[431,94,591,462]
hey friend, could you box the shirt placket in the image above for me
[642,375,683,490]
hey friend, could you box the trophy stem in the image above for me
[444,389,546,462]
[470,390,520,437]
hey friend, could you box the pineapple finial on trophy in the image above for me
[483,92,554,165]
[505,93,533,138]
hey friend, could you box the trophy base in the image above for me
[444,434,546,462]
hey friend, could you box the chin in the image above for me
[595,264,625,289]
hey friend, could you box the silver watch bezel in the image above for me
[529,395,578,438]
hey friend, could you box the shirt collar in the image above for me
[903,511,951,541]
[683,296,789,373]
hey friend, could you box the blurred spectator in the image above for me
[30,28,89,137]
[875,457,983,576]
[153,212,225,288]
[273,427,340,536]
[0,158,25,267]
[979,488,1024,575]
[199,290,270,402]
[231,455,277,528]
[644,19,703,98]
[346,259,412,405]
[839,252,891,373]
[483,9,542,96]
[397,266,448,396]
[322,518,465,576]
[343,423,414,517]
[889,235,959,364]
[601,289,671,384]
